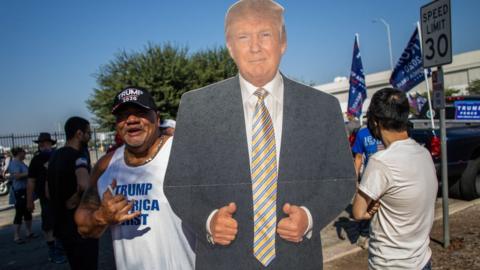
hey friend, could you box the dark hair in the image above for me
[11,147,25,157]
[367,88,410,136]
[65,116,90,140]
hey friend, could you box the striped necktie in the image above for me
[251,88,277,267]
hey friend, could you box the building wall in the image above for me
[468,67,480,82]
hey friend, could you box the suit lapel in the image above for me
[226,75,248,150]
[222,75,251,184]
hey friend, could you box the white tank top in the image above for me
[97,137,195,270]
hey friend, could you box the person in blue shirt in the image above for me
[351,126,383,248]
[352,127,384,178]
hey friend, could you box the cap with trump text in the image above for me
[112,87,157,114]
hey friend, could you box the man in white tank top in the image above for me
[75,87,195,270]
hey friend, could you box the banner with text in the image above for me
[390,28,428,92]
[455,101,480,120]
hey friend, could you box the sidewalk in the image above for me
[320,197,480,263]
[324,199,480,270]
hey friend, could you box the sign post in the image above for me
[421,0,452,249]
[432,69,445,110]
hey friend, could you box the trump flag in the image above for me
[347,35,367,118]
[390,28,427,92]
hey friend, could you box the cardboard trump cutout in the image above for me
[164,1,356,269]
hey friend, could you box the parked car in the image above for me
[409,96,480,200]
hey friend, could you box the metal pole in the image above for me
[384,19,394,70]
[374,18,394,70]
[438,66,450,248]
[417,21,436,130]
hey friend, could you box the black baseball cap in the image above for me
[111,87,157,114]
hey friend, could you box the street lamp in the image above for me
[373,18,394,70]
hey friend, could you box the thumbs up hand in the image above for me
[277,203,308,243]
[210,202,238,245]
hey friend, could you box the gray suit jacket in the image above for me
[164,74,356,270]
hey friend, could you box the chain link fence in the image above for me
[0,129,115,165]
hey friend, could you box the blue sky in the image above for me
[1,0,479,133]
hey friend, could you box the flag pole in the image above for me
[417,21,436,131]
[356,33,364,126]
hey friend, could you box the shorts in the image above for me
[39,197,54,231]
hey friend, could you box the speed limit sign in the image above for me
[420,0,452,68]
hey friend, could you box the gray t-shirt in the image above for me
[359,138,438,270]
[7,159,28,191]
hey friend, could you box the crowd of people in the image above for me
[2,1,440,270]
[1,118,176,266]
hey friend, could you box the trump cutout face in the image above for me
[227,16,286,87]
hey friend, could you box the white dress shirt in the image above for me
[206,72,312,242]
[239,72,283,167]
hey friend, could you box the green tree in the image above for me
[189,47,238,90]
[445,87,460,97]
[420,87,460,100]
[87,43,237,129]
[467,79,480,95]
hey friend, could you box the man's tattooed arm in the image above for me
[75,185,109,238]
[74,152,113,239]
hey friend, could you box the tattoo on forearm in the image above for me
[80,186,101,209]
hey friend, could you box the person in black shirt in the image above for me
[27,132,67,264]
[47,117,98,270]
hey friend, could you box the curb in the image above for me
[433,198,480,222]
[0,205,14,212]
[323,244,363,263]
